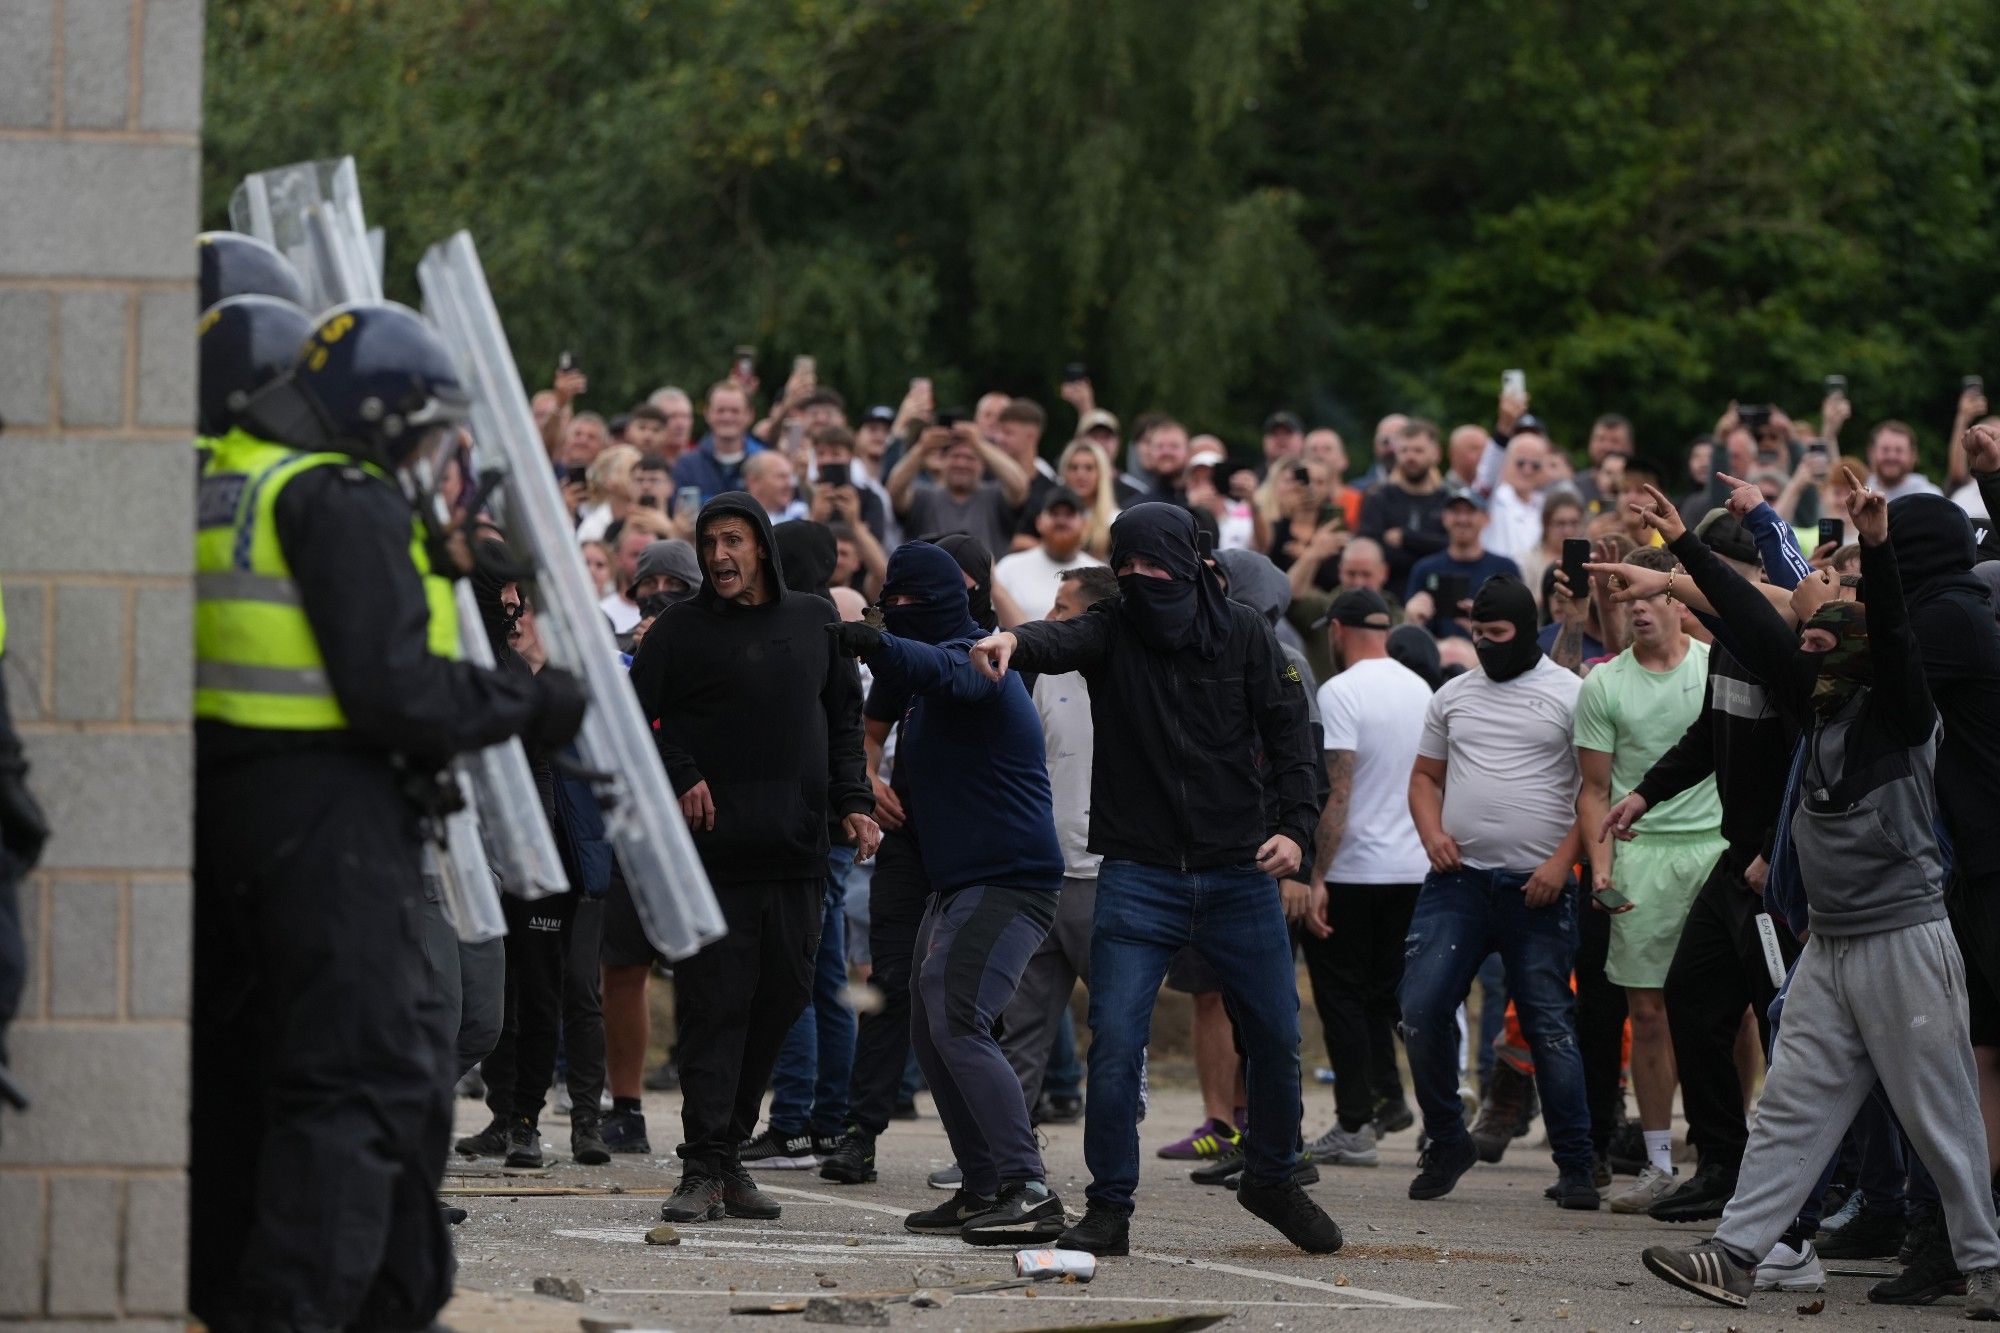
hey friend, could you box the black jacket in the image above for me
[627,492,870,884]
[1008,596,1319,872]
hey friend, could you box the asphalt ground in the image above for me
[442,1084,1967,1332]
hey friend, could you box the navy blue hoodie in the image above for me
[861,542,1062,895]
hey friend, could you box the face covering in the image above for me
[879,541,979,645]
[930,533,996,631]
[1108,503,1232,657]
[1468,575,1542,682]
[1805,600,1871,718]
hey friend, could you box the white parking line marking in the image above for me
[587,1286,1408,1310]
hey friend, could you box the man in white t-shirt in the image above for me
[1398,574,1599,1211]
[1299,588,1433,1170]
[999,565,1119,1119]
[994,487,1105,621]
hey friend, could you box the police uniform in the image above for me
[188,303,577,1332]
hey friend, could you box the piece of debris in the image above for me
[1798,1298,1826,1315]
[913,1263,960,1287]
[802,1295,889,1327]
[1333,1275,1350,1288]
[530,1276,584,1302]
[817,1277,839,1289]
[909,1290,952,1309]
[729,1299,809,1315]
[644,1225,680,1246]
[843,1236,862,1247]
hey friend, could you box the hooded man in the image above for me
[970,503,1340,1257]
[1638,484,2000,1316]
[828,541,1068,1244]
[1399,575,1599,1209]
[626,492,877,1227]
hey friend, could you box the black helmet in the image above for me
[197,295,314,439]
[242,302,470,470]
[197,232,306,311]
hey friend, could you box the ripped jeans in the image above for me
[1397,866,1594,1173]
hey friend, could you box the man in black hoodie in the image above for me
[971,503,1339,1257]
[627,494,876,1225]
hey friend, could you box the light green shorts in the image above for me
[1604,831,1727,989]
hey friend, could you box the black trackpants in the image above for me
[846,830,930,1137]
[1665,855,1800,1170]
[672,877,820,1174]
[191,751,454,1333]
[482,891,606,1130]
[1301,883,1421,1129]
[1573,895,1628,1156]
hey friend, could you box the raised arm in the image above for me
[982,599,1117,678]
[863,632,1007,703]
[1851,488,1936,745]
[970,429,1030,507]
[886,425,943,514]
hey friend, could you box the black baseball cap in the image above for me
[863,404,896,425]
[1040,485,1085,515]
[1263,410,1304,434]
[1311,586,1393,631]
[1511,413,1549,439]
[1695,508,1758,564]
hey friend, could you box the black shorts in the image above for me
[1164,945,1221,995]
[599,864,664,971]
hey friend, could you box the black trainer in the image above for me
[739,1125,818,1171]
[1035,1092,1083,1125]
[1817,1205,1905,1259]
[1899,1207,1942,1266]
[571,1118,611,1167]
[503,1118,544,1170]
[1189,1149,1246,1186]
[1550,1168,1602,1211]
[454,1116,510,1158]
[1372,1097,1415,1136]
[600,1107,652,1155]
[961,1180,1066,1246]
[660,1172,725,1224]
[721,1163,783,1219]
[1238,1177,1343,1253]
[905,1188,996,1234]
[1408,1134,1478,1201]
[819,1129,878,1184]
[1470,1064,1532,1163]
[1869,1230,1963,1305]
[1607,1117,1647,1175]
[440,1203,468,1225]
[1057,1202,1130,1256]
[1223,1155,1319,1190]
[1648,1160,1736,1223]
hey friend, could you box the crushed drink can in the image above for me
[1014,1247,1097,1282]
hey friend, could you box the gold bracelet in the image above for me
[1665,567,1677,602]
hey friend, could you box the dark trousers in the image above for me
[0,854,23,1065]
[191,753,454,1333]
[672,878,820,1173]
[1664,855,1799,1170]
[913,886,1057,1195]
[483,891,606,1129]
[1301,882,1420,1130]
[847,830,929,1136]
[1572,895,1627,1156]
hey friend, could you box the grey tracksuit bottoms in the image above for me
[999,875,1096,1112]
[912,884,1057,1198]
[1715,918,2000,1272]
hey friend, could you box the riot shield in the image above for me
[418,232,724,960]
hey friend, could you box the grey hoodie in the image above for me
[1216,548,1320,721]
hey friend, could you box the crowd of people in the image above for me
[162,224,2000,1322]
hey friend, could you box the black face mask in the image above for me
[1468,575,1542,682]
[1118,573,1201,653]
[883,598,968,645]
[638,588,693,619]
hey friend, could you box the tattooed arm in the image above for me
[1309,749,1357,886]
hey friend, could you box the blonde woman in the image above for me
[580,539,614,599]
[1058,437,1119,559]
[576,444,641,542]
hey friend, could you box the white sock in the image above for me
[1643,1129,1674,1175]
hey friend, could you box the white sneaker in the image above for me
[1457,1085,1480,1123]
[1306,1121,1380,1167]
[1608,1164,1677,1213]
[1754,1240,1826,1292]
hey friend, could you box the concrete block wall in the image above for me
[0,0,201,1323]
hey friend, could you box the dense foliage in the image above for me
[206,0,2000,465]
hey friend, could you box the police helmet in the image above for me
[196,295,314,439]
[244,303,470,470]
[197,232,307,311]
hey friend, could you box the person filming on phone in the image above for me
[1402,492,1520,640]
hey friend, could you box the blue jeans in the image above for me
[769,846,858,1135]
[1085,858,1301,1213]
[1397,867,1593,1173]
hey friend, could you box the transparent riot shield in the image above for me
[229,157,379,313]
[418,232,724,959]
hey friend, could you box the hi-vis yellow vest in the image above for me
[195,428,459,730]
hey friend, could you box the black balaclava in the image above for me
[1468,575,1542,682]
[930,532,996,630]
[1805,600,1871,718]
[470,537,522,659]
[879,541,980,646]
[773,519,838,603]
[1109,502,1231,657]
[1388,623,1443,691]
[1888,493,1982,604]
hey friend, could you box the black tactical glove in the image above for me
[825,619,885,659]
[526,666,588,750]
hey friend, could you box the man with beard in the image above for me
[1360,419,1453,591]
[1637,482,2000,1319]
[627,494,877,1224]
[829,541,1068,1244]
[1397,576,1598,1210]
[970,504,1339,1256]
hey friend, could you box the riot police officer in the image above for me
[189,298,586,1333]
[197,230,308,311]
